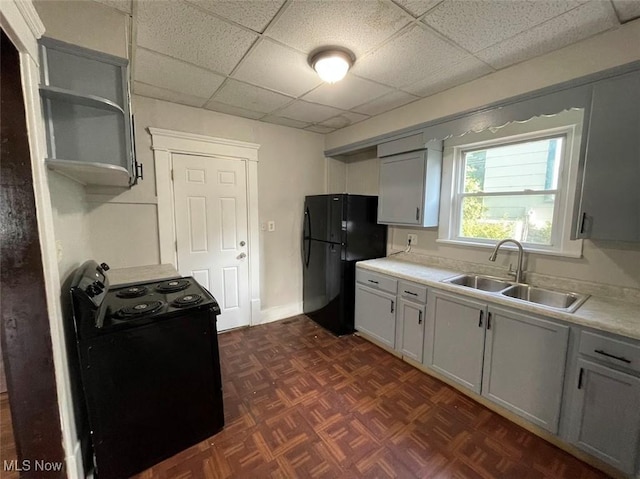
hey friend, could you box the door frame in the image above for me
[2,2,85,477]
[149,127,261,326]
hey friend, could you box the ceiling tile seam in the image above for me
[260,0,294,36]
[413,20,484,60]
[180,0,270,36]
[416,0,445,22]
[134,46,232,80]
[382,0,423,25]
[346,91,416,114]
[466,0,620,55]
[395,54,497,94]
[133,81,209,107]
[388,0,423,20]
[349,22,417,67]
[608,0,624,23]
[348,72,420,96]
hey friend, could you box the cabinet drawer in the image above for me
[398,281,427,303]
[579,331,640,373]
[356,269,397,294]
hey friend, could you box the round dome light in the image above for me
[309,49,354,84]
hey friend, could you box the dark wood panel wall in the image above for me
[1,29,66,478]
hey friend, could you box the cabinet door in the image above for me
[354,284,397,348]
[568,359,640,474]
[482,307,569,433]
[576,70,640,241]
[378,151,425,225]
[398,299,425,362]
[429,292,486,393]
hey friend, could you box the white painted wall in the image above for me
[33,0,129,58]
[91,95,327,317]
[47,172,94,282]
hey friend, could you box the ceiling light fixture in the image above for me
[309,48,355,84]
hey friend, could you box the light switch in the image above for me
[268,220,276,232]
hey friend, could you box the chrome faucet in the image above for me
[489,239,525,283]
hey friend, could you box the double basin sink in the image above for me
[442,274,589,313]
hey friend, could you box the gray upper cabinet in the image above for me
[428,291,486,393]
[377,134,443,227]
[39,37,139,187]
[574,69,640,241]
[482,306,569,433]
[567,358,640,474]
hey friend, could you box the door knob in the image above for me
[240,241,246,246]
[237,252,247,259]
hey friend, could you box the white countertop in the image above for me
[358,257,640,341]
[108,264,180,287]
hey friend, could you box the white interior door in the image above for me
[172,153,250,331]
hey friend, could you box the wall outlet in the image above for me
[407,234,418,246]
[267,220,276,232]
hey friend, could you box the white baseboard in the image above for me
[258,302,302,325]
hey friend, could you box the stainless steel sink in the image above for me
[443,274,514,292]
[500,285,589,312]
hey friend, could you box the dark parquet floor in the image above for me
[134,315,609,479]
[0,392,18,479]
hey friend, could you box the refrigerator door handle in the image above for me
[304,206,311,239]
[304,238,311,268]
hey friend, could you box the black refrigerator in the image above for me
[303,194,387,335]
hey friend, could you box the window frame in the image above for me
[438,115,584,258]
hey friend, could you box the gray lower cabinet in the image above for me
[398,299,425,362]
[567,359,640,474]
[354,283,397,348]
[428,291,486,394]
[481,306,569,433]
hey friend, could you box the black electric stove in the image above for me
[68,261,224,479]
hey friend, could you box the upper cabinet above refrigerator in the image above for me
[39,37,141,188]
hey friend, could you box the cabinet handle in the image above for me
[368,279,379,284]
[478,310,484,327]
[416,207,420,221]
[487,312,492,330]
[418,310,422,324]
[594,349,631,364]
[404,290,418,296]
[390,300,394,313]
[577,368,584,389]
[579,211,587,235]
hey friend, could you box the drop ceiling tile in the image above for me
[185,0,285,32]
[302,76,392,110]
[134,48,225,99]
[134,82,208,108]
[319,112,369,129]
[305,125,336,134]
[267,0,412,58]
[137,1,258,74]
[476,1,619,70]
[261,115,310,129]
[612,0,640,22]
[403,56,493,97]
[204,101,265,120]
[276,100,343,123]
[212,79,293,114]
[392,0,443,17]
[233,39,322,97]
[353,90,419,116]
[352,25,468,88]
[422,0,584,53]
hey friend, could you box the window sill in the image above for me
[435,238,583,259]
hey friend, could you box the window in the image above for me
[439,111,584,257]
